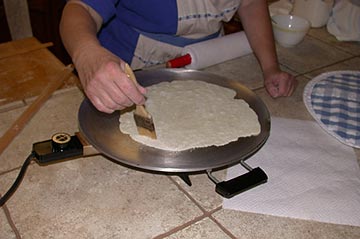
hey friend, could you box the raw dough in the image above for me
[119,80,260,151]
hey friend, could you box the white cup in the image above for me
[272,14,310,48]
[293,0,334,28]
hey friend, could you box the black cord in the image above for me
[0,153,34,207]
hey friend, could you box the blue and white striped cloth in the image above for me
[304,71,360,148]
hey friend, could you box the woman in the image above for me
[60,0,297,113]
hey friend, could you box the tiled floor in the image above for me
[1,27,360,238]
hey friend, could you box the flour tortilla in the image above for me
[119,80,260,151]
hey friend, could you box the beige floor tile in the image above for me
[204,54,297,91]
[23,86,82,104]
[164,217,231,239]
[0,107,25,136]
[172,165,268,213]
[308,27,360,56]
[276,36,352,74]
[0,88,84,173]
[0,155,203,239]
[171,170,226,211]
[204,54,264,90]
[254,76,314,120]
[305,57,360,79]
[213,209,360,239]
[0,209,16,239]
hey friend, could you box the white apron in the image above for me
[131,0,242,69]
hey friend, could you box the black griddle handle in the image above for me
[215,167,268,198]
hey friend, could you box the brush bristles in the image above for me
[137,127,157,139]
[133,114,157,139]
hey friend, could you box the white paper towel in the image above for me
[182,31,252,69]
[223,117,360,227]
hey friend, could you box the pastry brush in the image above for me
[124,63,157,139]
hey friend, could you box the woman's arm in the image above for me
[238,0,297,97]
[60,1,146,113]
[60,1,102,61]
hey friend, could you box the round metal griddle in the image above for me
[78,69,270,173]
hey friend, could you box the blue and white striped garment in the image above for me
[303,71,360,148]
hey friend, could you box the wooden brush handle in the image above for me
[123,63,151,118]
[124,63,138,85]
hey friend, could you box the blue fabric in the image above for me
[82,0,119,23]
[308,72,360,147]
[81,0,178,64]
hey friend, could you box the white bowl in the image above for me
[272,14,310,48]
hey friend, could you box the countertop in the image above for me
[1,28,360,238]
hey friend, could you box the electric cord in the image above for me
[0,152,35,207]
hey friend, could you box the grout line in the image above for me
[277,33,357,76]
[154,178,239,239]
[0,166,22,177]
[1,193,22,239]
[307,33,360,57]
[282,56,358,83]
[303,56,358,76]
[209,206,238,239]
[150,176,213,238]
[152,213,208,239]
[0,161,35,177]
[279,54,356,78]
[159,176,238,238]
[167,175,208,214]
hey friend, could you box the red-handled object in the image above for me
[166,54,192,68]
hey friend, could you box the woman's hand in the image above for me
[60,2,146,113]
[263,68,297,98]
[74,44,147,113]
